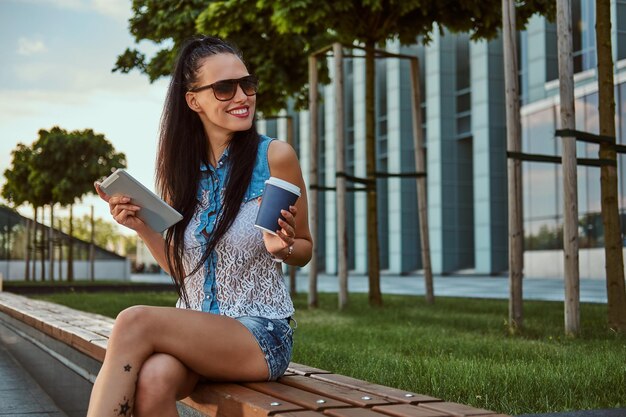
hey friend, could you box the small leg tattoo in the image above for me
[114,396,132,416]
[123,364,132,372]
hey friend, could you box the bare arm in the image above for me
[263,140,313,267]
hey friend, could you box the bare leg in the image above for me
[86,306,268,417]
[133,353,200,417]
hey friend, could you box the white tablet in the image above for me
[99,169,183,233]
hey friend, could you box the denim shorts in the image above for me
[235,316,295,381]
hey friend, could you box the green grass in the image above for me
[30,291,626,415]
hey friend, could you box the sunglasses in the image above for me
[188,75,258,101]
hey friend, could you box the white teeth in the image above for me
[229,108,248,115]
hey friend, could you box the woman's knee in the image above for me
[135,354,198,410]
[134,354,183,414]
[110,305,153,344]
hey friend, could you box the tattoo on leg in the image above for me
[114,396,132,416]
[123,364,132,372]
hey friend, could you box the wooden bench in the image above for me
[0,292,509,417]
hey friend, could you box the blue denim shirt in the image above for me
[194,134,273,313]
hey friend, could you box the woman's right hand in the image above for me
[94,182,146,232]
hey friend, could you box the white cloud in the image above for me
[17,37,47,56]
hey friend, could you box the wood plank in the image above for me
[418,402,496,417]
[323,408,394,417]
[288,363,332,376]
[311,374,439,404]
[244,382,351,412]
[279,375,393,407]
[372,404,450,417]
[184,383,304,416]
[274,412,327,417]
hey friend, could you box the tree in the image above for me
[595,0,626,332]
[34,127,126,281]
[3,128,126,282]
[117,0,555,307]
[2,144,35,281]
[58,214,136,255]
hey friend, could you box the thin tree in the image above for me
[596,0,626,332]
[556,0,581,336]
[502,0,524,331]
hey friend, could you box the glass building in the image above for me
[257,0,626,279]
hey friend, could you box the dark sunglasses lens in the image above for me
[240,78,258,96]
[212,81,238,100]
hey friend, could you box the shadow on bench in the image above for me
[0,292,509,417]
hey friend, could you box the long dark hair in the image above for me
[156,35,260,307]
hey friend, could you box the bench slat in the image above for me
[287,364,332,376]
[372,404,452,417]
[323,407,399,417]
[418,402,496,417]
[244,381,352,412]
[310,374,439,405]
[183,383,305,416]
[279,375,394,407]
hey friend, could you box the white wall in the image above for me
[0,260,131,281]
[524,248,626,279]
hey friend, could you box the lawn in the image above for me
[30,291,626,415]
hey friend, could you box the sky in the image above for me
[0,0,170,233]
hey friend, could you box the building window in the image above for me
[572,0,597,73]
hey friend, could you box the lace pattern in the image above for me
[179,193,295,319]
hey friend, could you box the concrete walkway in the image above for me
[0,321,67,417]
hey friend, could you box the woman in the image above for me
[88,35,312,417]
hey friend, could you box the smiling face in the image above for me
[185,53,256,141]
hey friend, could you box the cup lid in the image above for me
[266,177,301,196]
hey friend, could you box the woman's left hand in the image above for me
[262,205,297,259]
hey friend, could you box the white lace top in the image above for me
[176,135,295,319]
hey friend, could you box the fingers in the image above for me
[276,205,297,245]
[94,182,110,203]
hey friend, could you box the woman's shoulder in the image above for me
[267,138,298,170]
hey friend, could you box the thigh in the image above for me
[119,306,269,381]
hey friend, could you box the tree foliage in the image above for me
[2,144,35,207]
[115,0,329,114]
[3,127,126,209]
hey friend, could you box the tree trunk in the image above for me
[502,0,524,331]
[24,217,31,281]
[90,205,95,281]
[57,219,63,280]
[39,206,45,281]
[308,54,319,308]
[557,0,581,336]
[596,0,626,332]
[365,41,382,307]
[32,207,37,280]
[409,57,434,304]
[334,43,349,310]
[67,204,74,282]
[49,204,54,282]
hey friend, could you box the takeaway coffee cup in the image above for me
[255,177,301,235]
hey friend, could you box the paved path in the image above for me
[0,321,66,417]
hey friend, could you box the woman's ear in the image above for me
[185,92,202,113]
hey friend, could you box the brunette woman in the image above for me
[88,35,312,417]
